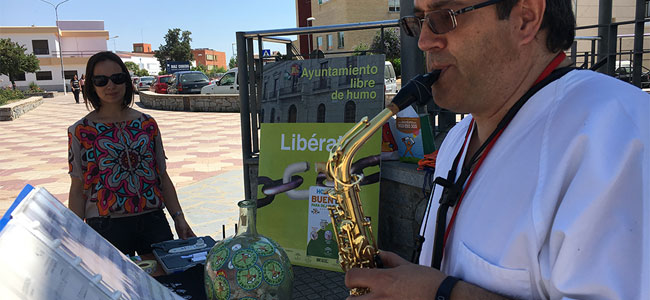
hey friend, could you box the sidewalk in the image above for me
[0,93,348,299]
[0,93,244,236]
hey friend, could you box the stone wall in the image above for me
[0,96,44,121]
[139,91,240,112]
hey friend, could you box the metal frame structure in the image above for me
[236,2,649,200]
[236,20,399,199]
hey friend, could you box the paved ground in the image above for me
[0,93,347,299]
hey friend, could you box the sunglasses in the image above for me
[92,73,128,87]
[400,0,504,37]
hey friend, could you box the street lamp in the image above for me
[306,17,315,59]
[109,35,119,52]
[40,0,70,95]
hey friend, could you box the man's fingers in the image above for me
[345,267,376,289]
[378,251,409,268]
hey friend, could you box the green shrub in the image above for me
[28,81,43,92]
[0,87,25,105]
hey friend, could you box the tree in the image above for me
[192,63,207,73]
[134,69,149,76]
[125,61,149,77]
[0,38,40,89]
[229,56,237,69]
[370,28,400,60]
[124,61,139,73]
[154,28,193,72]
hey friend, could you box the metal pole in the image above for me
[596,0,612,73]
[41,0,70,94]
[237,32,252,200]
[632,0,645,87]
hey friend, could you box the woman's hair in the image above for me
[496,0,576,53]
[83,51,134,111]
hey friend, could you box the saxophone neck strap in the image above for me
[430,53,575,270]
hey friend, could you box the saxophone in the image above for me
[324,70,441,296]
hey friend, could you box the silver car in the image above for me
[137,76,155,91]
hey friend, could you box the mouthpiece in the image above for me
[390,69,441,111]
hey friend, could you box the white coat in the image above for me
[418,70,650,299]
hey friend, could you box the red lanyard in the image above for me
[430,52,568,269]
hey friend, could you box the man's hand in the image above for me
[173,216,196,240]
[344,251,445,299]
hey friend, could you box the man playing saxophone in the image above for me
[345,0,649,299]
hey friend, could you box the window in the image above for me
[260,109,265,123]
[338,32,345,49]
[319,0,330,3]
[344,101,356,123]
[317,36,323,50]
[36,71,52,81]
[64,70,78,80]
[389,0,400,12]
[327,34,333,50]
[270,108,276,123]
[134,46,144,52]
[646,0,650,17]
[317,104,326,123]
[206,54,214,61]
[32,40,49,55]
[10,73,26,81]
[288,105,297,123]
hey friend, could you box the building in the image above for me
[573,0,650,67]
[116,43,160,76]
[0,20,109,91]
[133,43,153,54]
[191,48,227,71]
[294,0,648,66]
[295,0,400,56]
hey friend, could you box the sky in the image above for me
[0,0,299,59]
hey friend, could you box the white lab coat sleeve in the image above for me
[533,79,649,300]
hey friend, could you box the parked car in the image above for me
[137,76,155,92]
[201,68,238,94]
[149,75,172,94]
[384,61,397,93]
[614,65,650,88]
[167,71,210,94]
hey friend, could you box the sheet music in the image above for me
[0,187,183,300]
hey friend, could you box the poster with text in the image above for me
[257,123,381,271]
[259,55,385,124]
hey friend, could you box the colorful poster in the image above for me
[257,123,381,271]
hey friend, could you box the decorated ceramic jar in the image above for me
[204,200,293,300]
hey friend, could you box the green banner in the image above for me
[257,123,381,271]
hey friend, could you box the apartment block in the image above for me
[191,48,227,71]
[296,0,400,55]
[0,20,109,91]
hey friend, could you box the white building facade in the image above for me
[0,20,109,91]
[117,51,161,76]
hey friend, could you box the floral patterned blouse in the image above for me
[68,113,167,218]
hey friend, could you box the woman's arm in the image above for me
[68,177,85,219]
[160,170,196,239]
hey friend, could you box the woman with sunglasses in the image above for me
[68,51,195,256]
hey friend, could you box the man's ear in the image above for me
[512,0,545,46]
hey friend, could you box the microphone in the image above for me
[390,69,441,111]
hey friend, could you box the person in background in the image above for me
[345,0,649,299]
[79,74,86,101]
[70,74,81,104]
[68,51,195,256]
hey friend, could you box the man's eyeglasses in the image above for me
[400,0,504,37]
[92,73,128,87]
